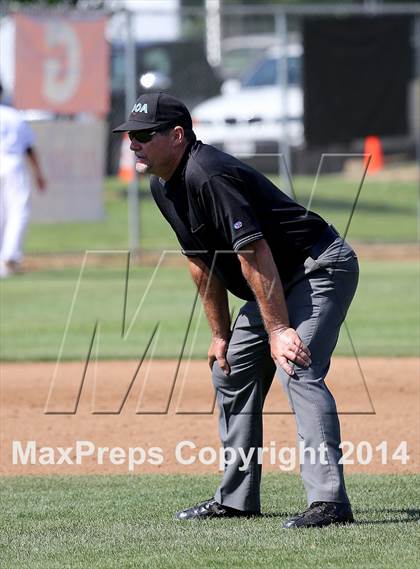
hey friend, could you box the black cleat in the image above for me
[175,498,261,520]
[283,501,355,529]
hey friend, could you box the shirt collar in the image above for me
[164,140,194,193]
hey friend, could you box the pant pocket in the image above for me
[316,239,359,274]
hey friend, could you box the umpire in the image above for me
[114,92,359,528]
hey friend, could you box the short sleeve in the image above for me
[180,247,200,257]
[201,175,263,251]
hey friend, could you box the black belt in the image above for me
[310,225,340,259]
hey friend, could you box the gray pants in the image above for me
[213,237,359,512]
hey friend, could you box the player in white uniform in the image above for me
[0,83,46,277]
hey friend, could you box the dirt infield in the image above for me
[1,358,418,476]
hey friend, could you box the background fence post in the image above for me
[275,10,293,197]
[125,8,140,254]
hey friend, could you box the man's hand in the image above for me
[208,336,231,375]
[269,327,311,376]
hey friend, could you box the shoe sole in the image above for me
[176,511,262,521]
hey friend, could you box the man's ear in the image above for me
[172,126,185,146]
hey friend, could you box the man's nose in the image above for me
[130,139,141,151]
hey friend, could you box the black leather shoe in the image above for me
[283,501,355,529]
[175,498,261,520]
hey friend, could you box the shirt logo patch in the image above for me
[233,221,243,230]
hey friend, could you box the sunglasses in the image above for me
[128,125,173,144]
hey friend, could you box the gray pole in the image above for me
[125,9,140,254]
[205,0,222,67]
[276,12,293,197]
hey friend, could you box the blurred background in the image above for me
[0,0,419,251]
[0,0,419,361]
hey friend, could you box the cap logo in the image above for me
[132,103,148,114]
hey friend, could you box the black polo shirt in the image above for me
[150,141,328,301]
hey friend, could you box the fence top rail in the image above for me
[2,4,420,18]
[220,3,420,17]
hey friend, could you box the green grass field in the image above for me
[25,174,418,254]
[0,473,418,568]
[5,172,416,361]
[1,260,418,361]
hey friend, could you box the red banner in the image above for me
[15,12,109,115]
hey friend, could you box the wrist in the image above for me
[269,325,289,335]
[212,331,231,341]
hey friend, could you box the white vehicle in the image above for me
[192,44,304,165]
[220,34,281,80]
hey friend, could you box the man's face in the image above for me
[129,128,175,178]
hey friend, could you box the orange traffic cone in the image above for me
[364,136,384,173]
[118,133,136,182]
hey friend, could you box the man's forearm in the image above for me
[238,239,311,374]
[188,257,231,338]
[26,147,45,191]
[238,239,289,333]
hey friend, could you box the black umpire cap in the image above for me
[113,92,192,133]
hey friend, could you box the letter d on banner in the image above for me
[15,13,109,115]
[43,21,81,104]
